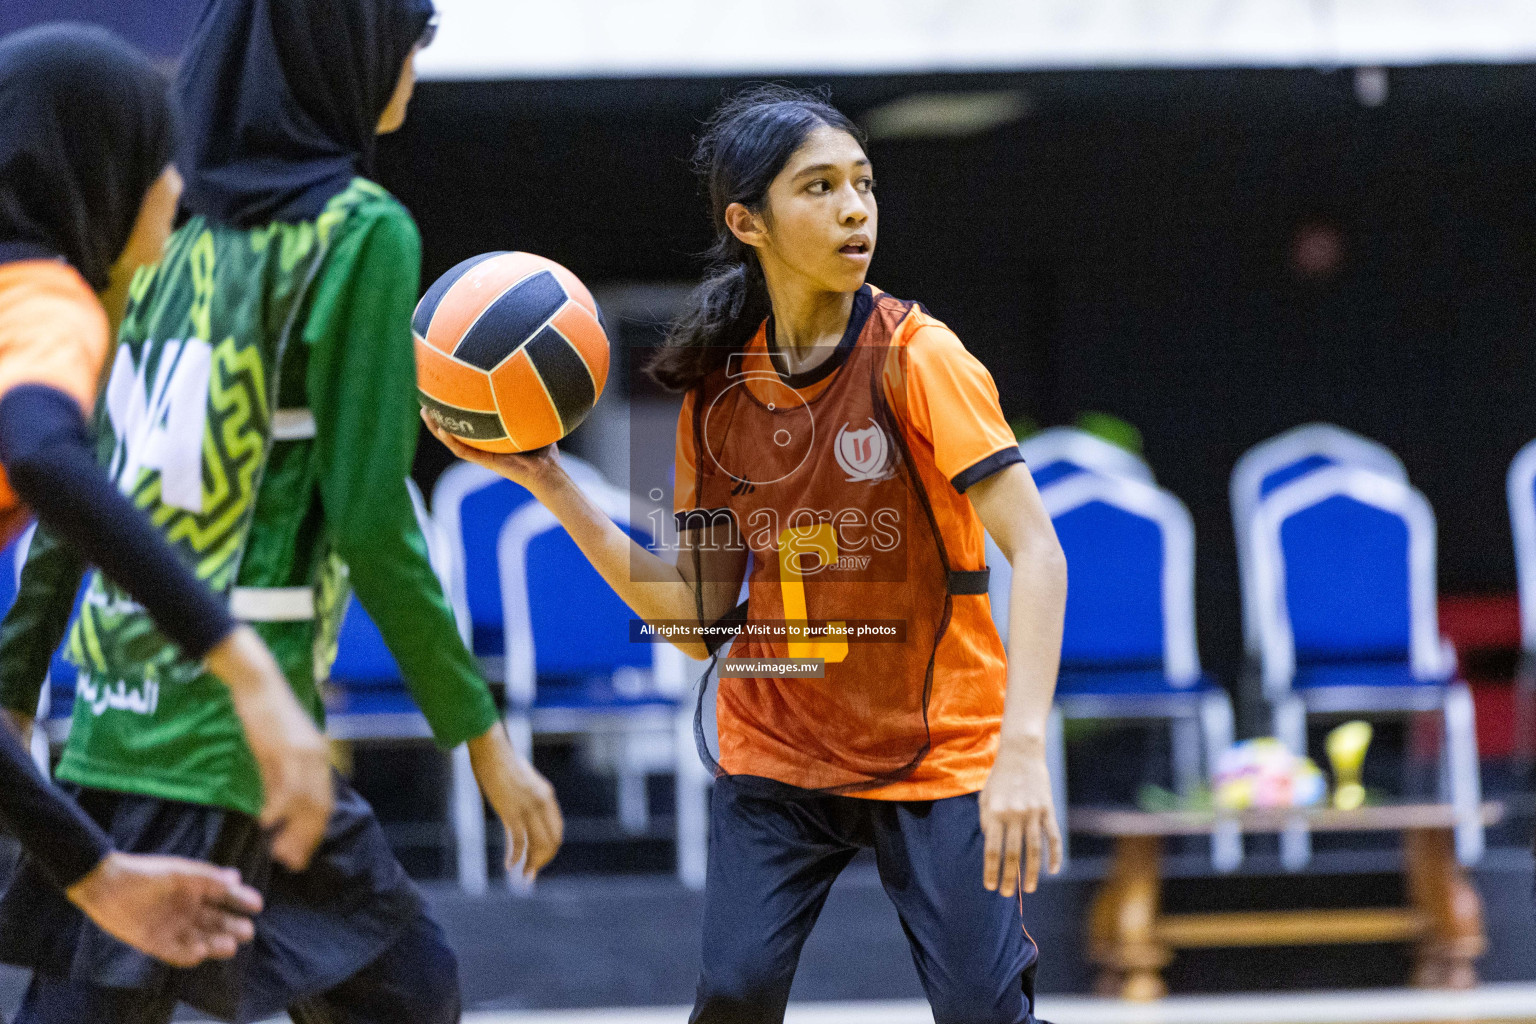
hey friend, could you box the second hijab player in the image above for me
[0,1,562,1021]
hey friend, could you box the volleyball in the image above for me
[413,251,610,453]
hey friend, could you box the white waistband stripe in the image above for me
[272,408,317,441]
[230,586,315,622]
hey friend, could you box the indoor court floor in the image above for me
[203,983,1536,1024]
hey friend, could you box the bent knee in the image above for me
[374,924,462,1024]
[928,987,1028,1024]
[409,939,463,1024]
[694,965,793,1024]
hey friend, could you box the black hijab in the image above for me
[176,0,434,228]
[0,25,176,292]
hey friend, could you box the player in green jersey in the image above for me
[0,23,337,970]
[0,2,561,1022]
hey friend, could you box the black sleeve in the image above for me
[950,446,1026,494]
[0,719,110,889]
[0,385,236,660]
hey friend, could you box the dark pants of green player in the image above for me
[690,775,1047,1024]
[0,778,460,1024]
[15,912,460,1024]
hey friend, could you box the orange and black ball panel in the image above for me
[414,251,610,453]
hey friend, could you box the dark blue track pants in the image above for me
[690,775,1045,1024]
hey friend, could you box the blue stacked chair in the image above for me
[324,480,493,893]
[1509,439,1536,767]
[1018,426,1155,490]
[498,482,707,889]
[1043,471,1239,869]
[431,456,604,677]
[327,596,429,734]
[990,428,1154,642]
[1230,423,1407,662]
[1248,464,1482,865]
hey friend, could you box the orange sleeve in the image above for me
[903,322,1023,493]
[672,388,700,517]
[0,262,111,415]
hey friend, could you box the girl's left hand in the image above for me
[979,735,1063,897]
[421,411,566,496]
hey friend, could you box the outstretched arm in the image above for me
[968,462,1067,898]
[421,419,747,659]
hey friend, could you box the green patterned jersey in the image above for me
[0,179,498,815]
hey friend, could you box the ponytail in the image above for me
[647,85,864,393]
[649,253,768,391]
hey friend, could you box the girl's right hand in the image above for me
[421,411,566,496]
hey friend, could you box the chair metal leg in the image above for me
[1274,693,1307,758]
[1442,683,1484,865]
[1200,692,1242,872]
[1273,695,1312,871]
[29,686,49,775]
[1514,654,1536,777]
[1170,716,1202,799]
[675,704,709,890]
[1436,713,1452,804]
[506,712,533,760]
[616,764,649,834]
[28,727,48,775]
[450,744,488,896]
[1047,705,1069,867]
[1410,710,1441,801]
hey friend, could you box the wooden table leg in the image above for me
[1404,826,1485,989]
[1089,834,1171,1000]
[1087,859,1121,996]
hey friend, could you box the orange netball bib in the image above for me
[688,288,986,793]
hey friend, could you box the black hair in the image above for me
[647,85,866,392]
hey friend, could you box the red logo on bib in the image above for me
[834,420,893,483]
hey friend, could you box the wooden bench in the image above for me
[1071,802,1505,1001]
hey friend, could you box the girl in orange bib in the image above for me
[427,86,1068,1024]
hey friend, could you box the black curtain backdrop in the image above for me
[379,66,1536,685]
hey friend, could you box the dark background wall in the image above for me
[1,0,200,59]
[376,67,1536,684]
